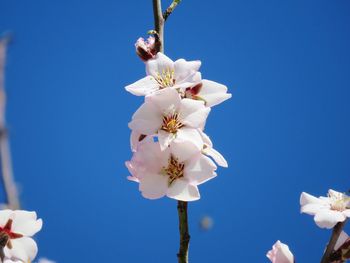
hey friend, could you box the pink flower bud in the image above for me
[135,37,157,61]
[267,241,294,263]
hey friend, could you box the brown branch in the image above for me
[152,0,164,53]
[177,201,190,263]
[163,0,182,21]
[321,220,347,263]
[0,37,20,210]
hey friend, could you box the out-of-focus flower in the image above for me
[125,52,201,96]
[0,210,42,262]
[185,80,231,107]
[126,140,217,201]
[38,258,56,263]
[135,36,157,62]
[267,240,294,263]
[300,190,350,229]
[128,88,210,159]
[199,215,214,231]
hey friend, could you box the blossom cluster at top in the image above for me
[125,37,231,201]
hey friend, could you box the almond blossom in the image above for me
[128,88,210,159]
[135,36,157,62]
[300,190,350,229]
[267,241,294,263]
[0,210,42,263]
[126,140,217,201]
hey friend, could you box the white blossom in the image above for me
[300,190,350,229]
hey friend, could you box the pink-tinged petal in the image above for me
[139,172,168,200]
[146,53,174,77]
[184,154,217,185]
[0,209,12,227]
[11,211,42,237]
[125,76,159,96]
[158,130,175,150]
[128,102,162,135]
[335,231,349,250]
[300,192,327,206]
[300,203,326,216]
[314,210,346,229]
[9,237,38,261]
[175,72,202,91]
[198,79,231,107]
[171,128,203,162]
[167,179,200,201]
[204,147,228,168]
[174,58,201,83]
[266,240,294,263]
[179,99,210,128]
[146,88,181,114]
[343,209,350,217]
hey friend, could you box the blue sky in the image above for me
[1,0,350,262]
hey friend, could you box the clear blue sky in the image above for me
[1,0,350,262]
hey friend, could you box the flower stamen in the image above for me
[162,155,185,186]
[156,68,175,88]
[161,112,184,134]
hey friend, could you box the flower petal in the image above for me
[11,211,42,237]
[300,192,328,206]
[128,102,162,135]
[174,58,201,84]
[198,79,232,107]
[300,203,326,216]
[184,154,217,185]
[204,146,228,167]
[158,130,175,150]
[335,231,349,250]
[167,179,200,201]
[146,53,174,77]
[314,210,346,229]
[179,99,210,128]
[171,128,203,161]
[125,76,159,96]
[146,88,181,114]
[139,172,168,200]
[0,209,12,227]
[4,237,38,262]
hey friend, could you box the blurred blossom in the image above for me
[199,215,213,231]
[38,258,56,263]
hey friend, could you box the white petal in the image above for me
[176,72,202,90]
[174,58,201,83]
[135,141,170,173]
[199,130,213,147]
[171,128,203,162]
[184,154,217,185]
[0,209,12,227]
[204,147,228,167]
[198,79,232,107]
[300,192,328,206]
[314,210,346,229]
[343,209,350,217]
[130,131,151,152]
[301,203,326,216]
[4,237,37,262]
[128,102,162,135]
[125,76,159,96]
[11,211,42,237]
[179,99,210,128]
[139,172,168,200]
[146,88,181,114]
[146,53,174,77]
[158,130,175,150]
[335,231,349,250]
[167,179,200,201]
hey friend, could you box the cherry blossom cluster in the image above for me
[266,189,350,263]
[125,38,231,201]
[0,209,42,263]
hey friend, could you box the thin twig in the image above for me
[0,37,20,210]
[152,0,164,53]
[320,220,347,263]
[163,0,182,21]
[177,201,190,263]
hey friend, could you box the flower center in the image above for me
[0,219,23,249]
[163,155,185,186]
[328,192,350,211]
[156,68,175,88]
[161,112,184,134]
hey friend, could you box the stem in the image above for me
[163,0,182,21]
[152,0,164,53]
[152,1,189,262]
[320,220,347,263]
[0,37,20,210]
[177,201,190,263]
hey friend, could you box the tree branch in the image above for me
[177,201,190,263]
[163,0,182,21]
[152,0,164,53]
[321,220,347,263]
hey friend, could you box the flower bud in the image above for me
[135,36,157,61]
